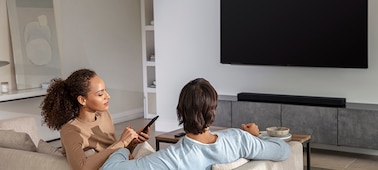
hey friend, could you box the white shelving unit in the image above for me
[141,0,157,118]
[0,88,46,102]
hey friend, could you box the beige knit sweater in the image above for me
[60,111,124,170]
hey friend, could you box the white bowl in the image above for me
[266,126,290,137]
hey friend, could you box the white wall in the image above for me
[55,0,144,113]
[154,0,378,131]
[55,0,143,93]
[0,0,144,119]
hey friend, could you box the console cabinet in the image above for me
[338,108,378,149]
[214,99,378,150]
[213,100,232,127]
[231,101,281,129]
[281,104,337,145]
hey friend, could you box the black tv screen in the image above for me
[221,0,368,68]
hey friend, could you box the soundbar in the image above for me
[237,92,346,107]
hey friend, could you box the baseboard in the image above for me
[311,143,378,156]
[304,166,330,170]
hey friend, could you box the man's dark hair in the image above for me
[176,78,218,134]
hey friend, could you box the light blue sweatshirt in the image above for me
[102,128,291,170]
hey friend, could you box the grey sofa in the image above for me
[0,116,70,170]
[0,116,303,170]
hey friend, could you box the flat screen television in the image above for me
[221,0,368,68]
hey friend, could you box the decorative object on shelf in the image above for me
[0,61,9,67]
[41,82,50,89]
[149,54,155,61]
[149,80,156,88]
[1,82,9,94]
[7,0,62,90]
[150,20,154,25]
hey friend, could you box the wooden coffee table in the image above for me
[155,127,311,170]
[291,134,312,170]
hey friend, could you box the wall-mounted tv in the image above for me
[221,0,368,68]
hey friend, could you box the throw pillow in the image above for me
[212,158,250,170]
[0,116,39,146]
[37,139,63,156]
[0,129,37,152]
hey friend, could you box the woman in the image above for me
[41,68,149,170]
[102,78,290,170]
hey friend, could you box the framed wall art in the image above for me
[7,0,61,89]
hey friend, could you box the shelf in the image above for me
[146,61,155,66]
[145,25,154,31]
[0,88,47,102]
[142,0,156,118]
[147,87,156,93]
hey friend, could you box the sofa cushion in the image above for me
[0,116,39,146]
[0,129,37,152]
[212,158,250,170]
[37,139,63,156]
[0,147,71,170]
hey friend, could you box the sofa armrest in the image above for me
[0,147,70,170]
[235,141,303,170]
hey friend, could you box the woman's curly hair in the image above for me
[176,78,218,134]
[40,69,97,130]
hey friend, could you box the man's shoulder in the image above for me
[215,128,247,137]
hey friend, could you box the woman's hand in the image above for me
[135,126,150,143]
[241,123,260,136]
[119,126,139,148]
[124,126,151,154]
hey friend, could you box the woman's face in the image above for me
[83,75,110,112]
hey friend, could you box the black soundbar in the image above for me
[237,92,346,107]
